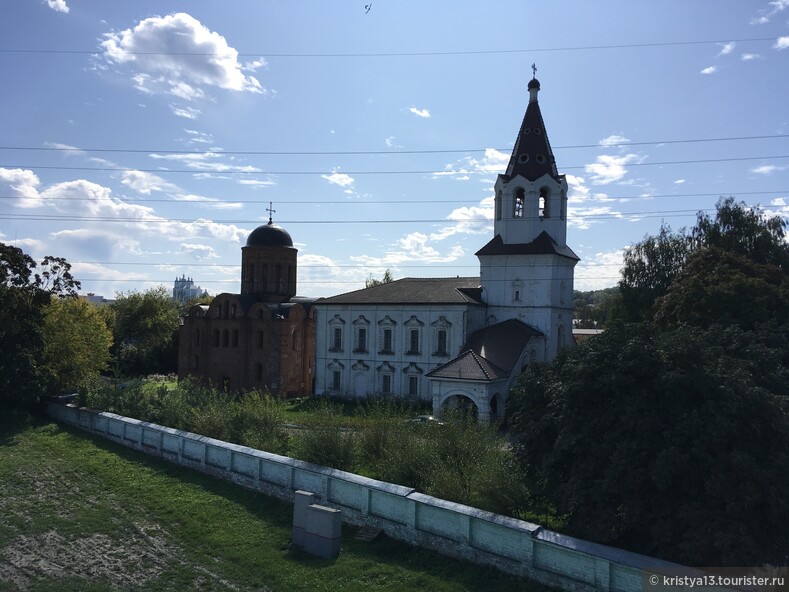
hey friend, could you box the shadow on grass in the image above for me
[0,411,37,448]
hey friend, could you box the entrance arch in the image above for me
[353,373,366,397]
[490,392,504,421]
[440,394,479,420]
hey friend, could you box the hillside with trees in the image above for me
[508,198,789,566]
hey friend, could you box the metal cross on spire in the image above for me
[266,202,276,224]
[531,62,537,79]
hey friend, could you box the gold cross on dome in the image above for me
[531,63,537,79]
[266,202,276,224]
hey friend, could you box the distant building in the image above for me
[83,293,113,305]
[314,75,578,422]
[172,275,207,303]
[178,218,316,397]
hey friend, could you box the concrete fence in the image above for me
[46,402,680,592]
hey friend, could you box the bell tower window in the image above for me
[514,187,525,218]
[539,187,550,218]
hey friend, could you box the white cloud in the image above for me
[741,53,763,61]
[429,196,494,242]
[599,135,630,147]
[47,0,69,13]
[184,129,214,144]
[0,168,44,208]
[717,42,736,56]
[574,249,624,291]
[170,105,201,119]
[172,193,243,209]
[237,178,277,188]
[121,170,181,194]
[674,179,686,184]
[750,164,785,175]
[100,13,264,100]
[51,228,142,258]
[2,168,250,246]
[584,154,644,185]
[774,36,789,50]
[752,0,789,24]
[352,232,464,267]
[321,171,355,188]
[149,151,260,173]
[242,58,267,72]
[178,243,219,259]
[433,148,509,180]
[700,66,717,75]
[409,107,431,118]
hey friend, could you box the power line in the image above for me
[73,277,624,285]
[8,207,785,225]
[0,36,777,58]
[2,134,785,156]
[4,155,789,175]
[0,190,784,206]
[71,261,623,268]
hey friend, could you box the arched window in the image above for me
[539,187,550,218]
[222,329,229,347]
[275,264,282,292]
[195,329,200,346]
[257,330,265,348]
[495,190,502,220]
[213,329,220,347]
[514,187,524,218]
[232,329,239,347]
[223,301,229,319]
[514,289,521,301]
[255,363,263,381]
[230,304,236,319]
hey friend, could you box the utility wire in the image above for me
[0,36,777,57]
[4,155,789,175]
[2,134,786,156]
[0,190,784,206]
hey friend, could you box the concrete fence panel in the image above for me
[46,403,685,592]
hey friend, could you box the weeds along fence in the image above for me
[46,402,681,592]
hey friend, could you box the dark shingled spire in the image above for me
[504,76,559,182]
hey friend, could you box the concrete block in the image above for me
[305,504,342,539]
[292,491,316,548]
[303,533,341,559]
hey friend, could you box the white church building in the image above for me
[314,76,578,422]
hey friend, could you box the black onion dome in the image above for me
[527,77,540,91]
[246,222,294,247]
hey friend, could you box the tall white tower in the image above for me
[476,75,579,358]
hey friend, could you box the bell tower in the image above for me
[476,71,578,357]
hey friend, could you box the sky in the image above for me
[1,0,788,299]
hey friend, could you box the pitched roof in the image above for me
[502,79,560,183]
[427,318,542,382]
[427,350,509,381]
[475,231,580,260]
[317,277,484,305]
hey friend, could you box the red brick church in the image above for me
[178,212,316,396]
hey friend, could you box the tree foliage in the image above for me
[110,287,181,376]
[509,324,789,566]
[0,243,80,408]
[509,198,789,566]
[42,297,113,392]
[365,269,394,288]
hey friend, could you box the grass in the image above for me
[281,396,432,429]
[0,413,549,592]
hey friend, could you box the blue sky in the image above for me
[1,0,788,298]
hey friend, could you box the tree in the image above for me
[508,323,789,566]
[365,269,394,288]
[509,199,789,566]
[41,297,113,392]
[110,287,181,376]
[0,243,80,409]
[692,196,788,270]
[618,223,692,322]
[617,199,788,323]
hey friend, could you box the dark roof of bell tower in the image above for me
[503,77,560,182]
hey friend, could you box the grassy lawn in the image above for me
[0,414,546,592]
